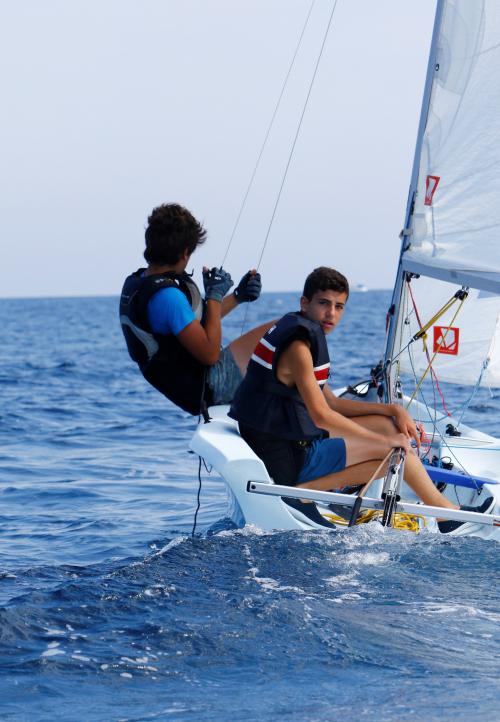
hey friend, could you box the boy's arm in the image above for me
[221,293,239,318]
[286,341,402,446]
[176,300,222,365]
[176,267,261,360]
[323,383,419,446]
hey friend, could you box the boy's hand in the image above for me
[388,433,412,455]
[203,267,233,303]
[392,406,420,449]
[234,270,262,303]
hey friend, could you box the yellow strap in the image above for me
[412,294,460,342]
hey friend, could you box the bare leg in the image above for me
[298,460,387,491]
[297,446,458,510]
[331,414,397,467]
[229,320,278,376]
[351,414,397,435]
[347,415,457,507]
[402,453,457,508]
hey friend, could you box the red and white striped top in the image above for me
[251,337,330,387]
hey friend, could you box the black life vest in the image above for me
[229,312,330,441]
[119,268,211,415]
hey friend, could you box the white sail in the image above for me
[395,277,500,387]
[391,0,500,387]
[401,0,500,291]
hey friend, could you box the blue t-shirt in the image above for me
[147,287,195,336]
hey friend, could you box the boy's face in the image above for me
[300,289,347,335]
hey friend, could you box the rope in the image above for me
[239,0,341,334]
[324,509,425,532]
[390,288,468,366]
[191,456,203,537]
[412,295,461,341]
[406,292,468,409]
[395,286,490,497]
[406,280,493,438]
[405,335,481,495]
[456,359,490,429]
[406,279,451,416]
[220,0,318,268]
[407,333,438,459]
[360,449,394,493]
[254,0,341,273]
[348,448,401,527]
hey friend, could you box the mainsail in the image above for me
[387,0,500,389]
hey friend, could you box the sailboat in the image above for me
[190,0,500,539]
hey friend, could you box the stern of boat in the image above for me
[189,406,321,530]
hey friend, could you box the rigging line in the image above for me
[254,0,341,273]
[390,336,417,366]
[403,290,424,425]
[403,287,438,456]
[455,358,490,429]
[406,279,451,416]
[220,0,318,268]
[389,287,420,366]
[438,437,482,499]
[404,284,438,447]
[191,456,203,537]
[407,349,464,507]
[407,344,480,495]
[406,294,468,410]
[412,292,465,342]
[411,368,482,498]
[390,288,467,366]
[438,443,500,451]
[407,318,438,457]
[239,0,340,336]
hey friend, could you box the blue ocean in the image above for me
[1,291,499,722]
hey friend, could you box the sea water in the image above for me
[0,292,498,722]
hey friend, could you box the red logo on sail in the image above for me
[425,175,440,205]
[433,326,459,355]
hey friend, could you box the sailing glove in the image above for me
[234,271,262,303]
[203,267,234,303]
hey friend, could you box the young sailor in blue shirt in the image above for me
[230,267,493,533]
[120,203,274,416]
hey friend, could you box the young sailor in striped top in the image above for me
[230,267,493,531]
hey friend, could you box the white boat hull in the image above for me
[189,404,500,539]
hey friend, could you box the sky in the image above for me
[1,0,436,298]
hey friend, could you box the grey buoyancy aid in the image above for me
[229,312,330,441]
[119,268,210,415]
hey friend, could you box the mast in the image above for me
[383,0,446,400]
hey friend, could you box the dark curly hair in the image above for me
[144,203,207,265]
[302,267,349,300]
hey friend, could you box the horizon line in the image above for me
[0,288,393,302]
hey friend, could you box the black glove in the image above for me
[203,267,234,303]
[234,271,262,304]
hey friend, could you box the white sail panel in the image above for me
[402,0,500,286]
[396,276,500,387]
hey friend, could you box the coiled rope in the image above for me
[324,509,425,533]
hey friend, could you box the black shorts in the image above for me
[238,422,311,486]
